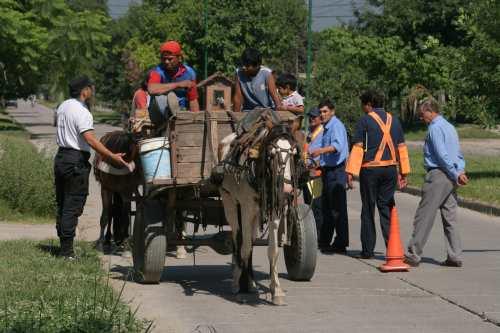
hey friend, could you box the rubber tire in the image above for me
[132,199,166,284]
[284,203,317,281]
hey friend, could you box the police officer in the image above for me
[310,99,349,253]
[55,76,129,259]
[345,90,410,259]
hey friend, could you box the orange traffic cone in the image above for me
[379,206,410,272]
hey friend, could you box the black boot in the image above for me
[60,238,76,259]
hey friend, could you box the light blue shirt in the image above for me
[307,126,323,167]
[424,115,465,182]
[320,116,349,167]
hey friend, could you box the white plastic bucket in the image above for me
[139,137,171,183]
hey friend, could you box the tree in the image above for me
[0,0,49,99]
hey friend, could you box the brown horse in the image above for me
[93,131,142,251]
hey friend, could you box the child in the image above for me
[276,73,304,114]
[233,48,282,112]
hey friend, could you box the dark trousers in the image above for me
[359,165,397,256]
[303,185,323,240]
[320,164,349,248]
[54,148,91,241]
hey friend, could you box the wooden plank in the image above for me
[177,147,204,163]
[206,110,219,165]
[175,177,203,185]
[176,162,212,179]
[176,131,204,147]
[174,123,205,133]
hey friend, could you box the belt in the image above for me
[426,167,441,172]
[57,147,91,161]
[321,161,345,171]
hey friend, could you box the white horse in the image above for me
[218,126,298,305]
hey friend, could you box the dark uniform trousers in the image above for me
[320,162,349,248]
[359,165,397,256]
[54,148,91,242]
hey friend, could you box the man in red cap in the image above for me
[148,40,200,119]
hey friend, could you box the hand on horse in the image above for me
[109,152,131,170]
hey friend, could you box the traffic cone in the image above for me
[379,206,410,272]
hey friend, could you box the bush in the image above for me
[0,134,56,217]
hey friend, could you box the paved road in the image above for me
[3,101,500,333]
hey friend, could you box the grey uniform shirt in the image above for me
[236,66,275,111]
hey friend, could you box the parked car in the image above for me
[5,99,18,108]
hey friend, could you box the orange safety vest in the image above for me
[361,112,398,168]
[303,126,323,177]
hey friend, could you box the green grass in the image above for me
[0,240,152,332]
[0,199,52,224]
[93,111,122,126]
[405,124,500,141]
[408,149,500,206]
[0,127,56,222]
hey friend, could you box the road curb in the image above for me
[399,186,500,217]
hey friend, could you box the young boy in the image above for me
[276,73,304,114]
[233,48,282,112]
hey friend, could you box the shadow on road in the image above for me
[110,263,276,306]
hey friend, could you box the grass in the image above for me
[408,149,500,206]
[405,124,500,141]
[0,109,56,223]
[0,240,152,332]
[92,111,122,126]
[0,199,52,224]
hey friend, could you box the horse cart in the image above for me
[131,109,318,294]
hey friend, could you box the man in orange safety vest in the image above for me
[345,90,410,259]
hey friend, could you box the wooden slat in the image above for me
[177,147,204,163]
[176,162,212,179]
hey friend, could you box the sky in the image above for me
[107,0,368,31]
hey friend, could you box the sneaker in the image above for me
[404,255,420,267]
[440,259,462,267]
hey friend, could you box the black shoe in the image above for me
[354,252,374,259]
[440,259,462,267]
[59,238,75,258]
[329,246,347,254]
[404,255,420,267]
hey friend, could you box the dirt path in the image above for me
[0,100,120,241]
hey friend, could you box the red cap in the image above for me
[160,41,182,55]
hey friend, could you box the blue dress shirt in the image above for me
[424,115,465,182]
[320,116,349,167]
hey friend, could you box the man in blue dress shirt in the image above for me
[310,99,349,253]
[405,98,469,267]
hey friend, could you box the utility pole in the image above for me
[203,0,208,80]
[305,0,313,127]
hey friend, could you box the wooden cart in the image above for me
[132,110,318,284]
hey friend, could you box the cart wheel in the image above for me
[284,203,317,281]
[132,199,166,284]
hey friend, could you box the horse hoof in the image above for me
[272,295,286,306]
[176,247,187,259]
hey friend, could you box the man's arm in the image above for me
[189,99,200,112]
[82,130,128,168]
[233,80,243,112]
[267,74,283,110]
[148,80,194,95]
[280,104,304,114]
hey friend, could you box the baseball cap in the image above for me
[160,41,182,55]
[307,107,321,118]
[68,75,94,96]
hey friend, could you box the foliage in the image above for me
[0,132,55,217]
[0,240,152,332]
[0,0,111,102]
[97,0,308,105]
